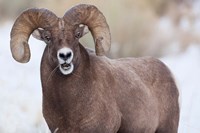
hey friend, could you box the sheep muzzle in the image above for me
[61,63,72,70]
[57,47,74,75]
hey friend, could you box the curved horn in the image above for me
[63,4,111,56]
[10,8,58,63]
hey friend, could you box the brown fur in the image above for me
[10,4,179,133]
[41,44,179,133]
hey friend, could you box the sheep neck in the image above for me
[40,44,98,128]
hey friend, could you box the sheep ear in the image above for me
[32,28,44,41]
[75,24,89,39]
[80,24,89,37]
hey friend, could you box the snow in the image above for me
[1,22,200,132]
[161,45,200,133]
[0,22,49,133]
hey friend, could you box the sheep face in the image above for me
[32,24,89,75]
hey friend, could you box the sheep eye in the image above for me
[44,35,51,43]
[75,32,81,39]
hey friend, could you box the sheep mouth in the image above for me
[60,62,71,70]
[59,62,74,75]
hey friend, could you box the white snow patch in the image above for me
[179,16,191,32]
[0,22,49,133]
[161,44,200,133]
[158,17,174,32]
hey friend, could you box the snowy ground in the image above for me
[1,22,200,133]
[162,45,200,133]
[0,22,49,133]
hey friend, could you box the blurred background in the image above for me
[0,0,200,133]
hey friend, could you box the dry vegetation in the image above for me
[0,0,199,57]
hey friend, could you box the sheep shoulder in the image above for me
[88,55,179,131]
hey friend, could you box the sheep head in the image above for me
[10,4,111,75]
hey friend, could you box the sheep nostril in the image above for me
[66,52,72,59]
[58,53,66,61]
[59,53,65,58]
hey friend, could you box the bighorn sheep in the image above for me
[10,4,179,133]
